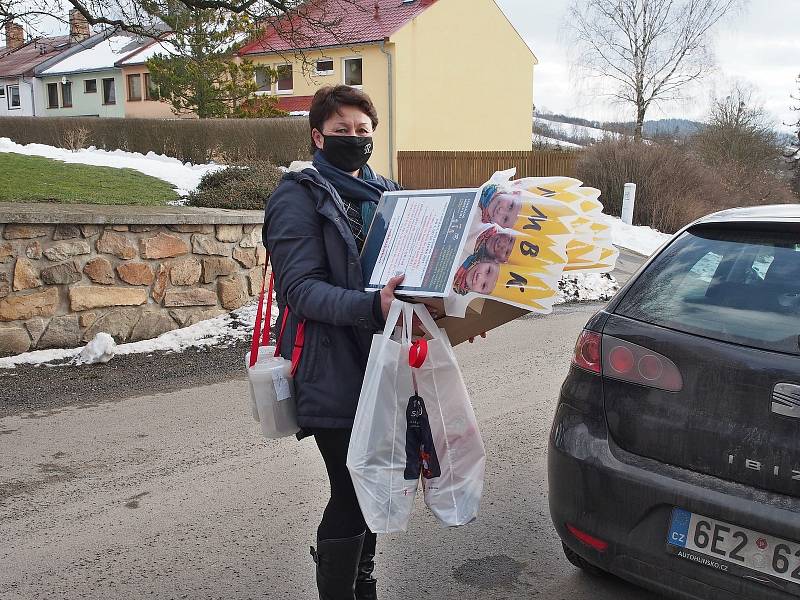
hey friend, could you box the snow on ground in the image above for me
[534,117,624,142]
[598,213,672,256]
[531,134,584,149]
[557,272,618,303]
[0,303,276,369]
[0,137,223,196]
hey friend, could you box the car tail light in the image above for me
[602,336,683,392]
[572,330,601,373]
[566,523,609,552]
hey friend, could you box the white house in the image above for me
[35,32,152,118]
[0,21,74,117]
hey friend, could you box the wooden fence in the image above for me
[397,150,582,189]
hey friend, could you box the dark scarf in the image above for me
[313,150,398,247]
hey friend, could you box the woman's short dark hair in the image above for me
[308,85,379,154]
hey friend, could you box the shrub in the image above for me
[0,116,309,166]
[187,161,284,210]
[62,127,90,151]
[577,139,796,233]
[577,139,722,232]
[233,96,288,119]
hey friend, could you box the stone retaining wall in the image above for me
[0,205,266,357]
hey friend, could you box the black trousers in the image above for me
[314,428,369,541]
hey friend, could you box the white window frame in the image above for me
[275,63,293,95]
[101,77,116,105]
[46,82,59,109]
[253,66,274,95]
[315,58,334,76]
[7,84,21,109]
[342,56,363,89]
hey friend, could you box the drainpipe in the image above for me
[379,38,395,180]
[22,76,35,116]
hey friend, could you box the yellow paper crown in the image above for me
[508,233,568,267]
[490,262,561,304]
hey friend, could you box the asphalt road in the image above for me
[0,249,659,600]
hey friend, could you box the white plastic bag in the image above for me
[403,303,486,527]
[245,265,301,439]
[347,300,419,534]
[245,346,299,438]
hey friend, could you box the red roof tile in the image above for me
[239,0,435,55]
[277,95,314,112]
[0,36,72,77]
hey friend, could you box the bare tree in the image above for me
[691,84,777,175]
[785,74,800,193]
[1,0,365,52]
[568,0,741,141]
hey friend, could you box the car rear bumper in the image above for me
[548,400,800,600]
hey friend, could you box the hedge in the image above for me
[0,116,310,166]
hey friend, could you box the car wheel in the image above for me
[562,542,608,577]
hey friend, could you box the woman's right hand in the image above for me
[380,274,405,319]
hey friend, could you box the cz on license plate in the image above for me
[667,508,800,591]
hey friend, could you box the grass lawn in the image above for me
[0,152,179,205]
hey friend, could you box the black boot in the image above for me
[355,531,377,600]
[311,532,365,600]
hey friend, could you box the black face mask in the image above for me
[322,135,373,173]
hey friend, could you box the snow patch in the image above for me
[534,117,624,142]
[42,35,146,75]
[0,137,223,196]
[598,213,672,256]
[76,333,116,365]
[532,134,584,148]
[557,272,618,303]
[0,303,278,369]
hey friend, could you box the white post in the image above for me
[622,183,636,225]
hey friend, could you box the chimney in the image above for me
[69,9,90,43]
[4,22,24,49]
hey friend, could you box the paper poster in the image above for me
[360,171,618,316]
[362,189,478,296]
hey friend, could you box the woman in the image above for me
[263,85,404,600]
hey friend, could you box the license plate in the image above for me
[667,508,800,593]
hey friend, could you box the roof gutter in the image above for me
[379,38,394,180]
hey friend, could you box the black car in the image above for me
[548,205,800,599]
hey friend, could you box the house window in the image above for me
[60,82,72,108]
[0,87,4,99]
[102,78,116,105]
[143,73,159,101]
[344,58,362,87]
[7,85,20,109]
[84,79,97,93]
[254,68,272,92]
[315,59,334,75]
[276,64,293,93]
[127,74,142,101]
[47,83,59,109]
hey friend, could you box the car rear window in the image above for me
[616,226,800,356]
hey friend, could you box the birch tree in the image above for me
[568,0,741,140]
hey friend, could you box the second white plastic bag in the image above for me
[403,303,486,528]
[346,300,419,534]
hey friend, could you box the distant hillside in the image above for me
[605,118,703,138]
[533,112,704,145]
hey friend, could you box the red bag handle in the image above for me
[249,253,306,373]
[409,338,428,369]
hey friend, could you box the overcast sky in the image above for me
[496,0,800,131]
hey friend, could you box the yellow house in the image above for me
[238,0,536,177]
